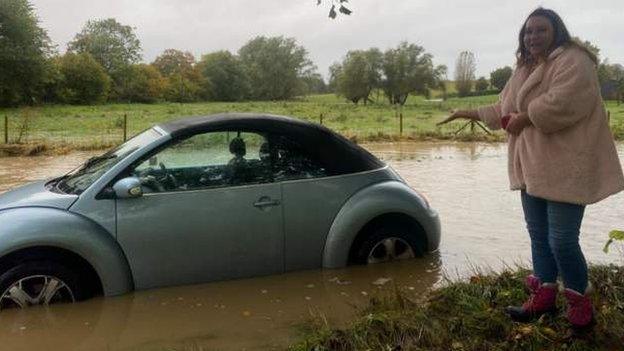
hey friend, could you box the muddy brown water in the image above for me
[0,142,622,351]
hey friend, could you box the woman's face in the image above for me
[523,16,555,58]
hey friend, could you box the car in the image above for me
[0,113,440,310]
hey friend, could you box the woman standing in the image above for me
[439,8,624,332]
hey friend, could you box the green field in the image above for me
[0,94,623,153]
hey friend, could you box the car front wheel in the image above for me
[0,261,83,311]
[354,224,424,264]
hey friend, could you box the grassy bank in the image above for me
[290,265,624,351]
[1,95,623,155]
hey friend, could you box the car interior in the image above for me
[130,131,327,193]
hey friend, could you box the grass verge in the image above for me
[290,265,624,351]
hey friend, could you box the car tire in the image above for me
[0,261,84,311]
[354,223,425,265]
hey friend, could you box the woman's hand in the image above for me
[505,112,532,135]
[437,109,479,126]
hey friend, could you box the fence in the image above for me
[1,102,619,150]
[1,113,131,148]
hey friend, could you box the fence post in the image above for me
[607,110,611,123]
[320,113,323,125]
[399,113,403,136]
[4,115,7,144]
[123,114,128,142]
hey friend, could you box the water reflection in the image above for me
[0,254,442,351]
[366,141,624,271]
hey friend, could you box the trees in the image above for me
[0,0,53,106]
[334,49,382,104]
[300,72,327,95]
[68,18,142,76]
[475,77,489,92]
[152,49,195,77]
[490,66,513,92]
[327,63,343,93]
[54,53,110,104]
[163,70,204,103]
[333,43,446,105]
[197,51,249,101]
[455,51,476,97]
[238,36,314,100]
[151,49,204,102]
[381,42,446,105]
[113,64,166,103]
[598,62,624,101]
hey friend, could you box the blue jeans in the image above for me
[520,191,588,293]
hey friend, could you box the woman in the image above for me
[439,8,624,332]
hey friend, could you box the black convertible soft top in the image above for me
[158,113,384,175]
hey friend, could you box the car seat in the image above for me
[227,137,249,184]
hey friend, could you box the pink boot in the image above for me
[563,288,595,332]
[505,275,558,322]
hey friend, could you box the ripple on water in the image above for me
[0,142,622,350]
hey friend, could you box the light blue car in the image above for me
[0,114,440,310]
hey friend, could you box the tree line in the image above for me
[1,0,622,108]
[0,0,323,106]
[329,44,448,105]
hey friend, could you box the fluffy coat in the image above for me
[478,44,624,204]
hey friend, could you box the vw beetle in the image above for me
[0,113,440,309]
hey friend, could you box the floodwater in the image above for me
[0,142,622,351]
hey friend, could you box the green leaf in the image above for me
[603,230,624,254]
[609,230,624,240]
[329,5,337,19]
[339,5,352,15]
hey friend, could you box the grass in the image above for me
[290,264,624,351]
[0,94,623,155]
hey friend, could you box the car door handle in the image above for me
[253,198,281,208]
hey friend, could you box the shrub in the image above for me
[111,64,166,103]
[55,52,110,104]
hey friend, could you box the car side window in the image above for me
[132,131,272,192]
[273,136,327,181]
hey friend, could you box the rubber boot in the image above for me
[505,275,558,322]
[563,287,595,336]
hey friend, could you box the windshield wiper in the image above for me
[82,154,117,168]
[53,154,118,195]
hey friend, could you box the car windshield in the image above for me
[54,128,163,195]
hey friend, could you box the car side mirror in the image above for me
[113,177,143,199]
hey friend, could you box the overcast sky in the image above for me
[30,0,624,80]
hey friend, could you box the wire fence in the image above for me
[1,113,131,148]
[0,102,491,149]
[0,101,618,150]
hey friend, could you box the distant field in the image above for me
[0,94,622,153]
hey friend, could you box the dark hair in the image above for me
[516,8,597,66]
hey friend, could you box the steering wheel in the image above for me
[156,162,178,190]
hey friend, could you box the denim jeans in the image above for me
[520,191,588,293]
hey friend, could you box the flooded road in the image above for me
[0,142,622,350]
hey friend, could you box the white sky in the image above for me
[30,0,624,80]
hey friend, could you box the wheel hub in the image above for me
[0,275,75,310]
[367,237,415,264]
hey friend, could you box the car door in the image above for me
[115,131,283,290]
[271,135,391,271]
